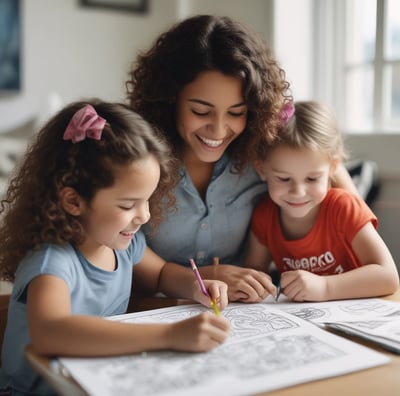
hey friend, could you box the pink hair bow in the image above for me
[280,102,295,125]
[63,104,106,143]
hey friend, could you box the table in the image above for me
[25,293,400,396]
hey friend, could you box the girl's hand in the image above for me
[168,312,230,352]
[280,270,329,302]
[213,264,276,302]
[192,279,229,312]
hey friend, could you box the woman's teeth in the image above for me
[199,136,223,147]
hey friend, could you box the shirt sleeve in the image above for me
[329,189,378,244]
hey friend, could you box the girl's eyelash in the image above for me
[119,205,135,210]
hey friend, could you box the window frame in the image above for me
[314,0,400,134]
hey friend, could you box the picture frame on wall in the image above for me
[81,0,148,13]
[0,0,21,91]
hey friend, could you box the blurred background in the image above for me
[0,0,399,292]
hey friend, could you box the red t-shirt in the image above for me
[251,188,378,275]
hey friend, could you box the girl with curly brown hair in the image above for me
[0,100,229,396]
[126,15,356,303]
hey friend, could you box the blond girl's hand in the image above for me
[280,270,329,302]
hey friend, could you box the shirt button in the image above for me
[200,223,208,230]
[197,251,206,259]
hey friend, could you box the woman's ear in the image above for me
[59,187,84,216]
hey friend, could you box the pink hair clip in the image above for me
[280,102,295,125]
[63,104,106,143]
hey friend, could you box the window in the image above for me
[315,0,400,133]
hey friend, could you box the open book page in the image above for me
[267,297,400,354]
[271,297,400,324]
[325,318,400,354]
[58,303,389,396]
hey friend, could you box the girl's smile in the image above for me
[78,155,160,256]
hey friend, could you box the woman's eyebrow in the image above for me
[188,98,246,108]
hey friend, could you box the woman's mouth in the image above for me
[197,135,224,148]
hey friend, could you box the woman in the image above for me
[126,15,356,302]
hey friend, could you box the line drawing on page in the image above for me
[59,303,389,396]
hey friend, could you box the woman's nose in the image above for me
[208,116,226,137]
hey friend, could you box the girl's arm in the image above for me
[27,247,231,357]
[281,222,399,301]
[244,231,273,273]
[133,247,229,308]
[326,221,399,298]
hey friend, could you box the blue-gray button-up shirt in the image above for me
[143,154,267,268]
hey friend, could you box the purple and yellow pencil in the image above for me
[189,258,221,316]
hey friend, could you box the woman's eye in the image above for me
[229,111,247,117]
[278,177,289,182]
[192,109,209,116]
[307,177,318,182]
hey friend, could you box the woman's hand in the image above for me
[212,264,276,302]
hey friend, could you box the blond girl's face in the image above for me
[79,155,160,252]
[256,145,335,220]
[176,70,248,164]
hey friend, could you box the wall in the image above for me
[0,0,180,133]
[182,0,273,39]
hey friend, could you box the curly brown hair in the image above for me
[126,14,291,170]
[0,100,177,282]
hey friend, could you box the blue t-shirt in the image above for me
[143,154,267,267]
[0,233,146,396]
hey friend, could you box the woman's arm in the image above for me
[333,162,359,194]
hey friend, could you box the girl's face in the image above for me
[256,145,335,221]
[176,70,248,163]
[79,155,160,252]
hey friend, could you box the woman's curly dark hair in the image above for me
[0,100,177,282]
[126,14,291,170]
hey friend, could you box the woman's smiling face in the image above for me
[176,70,248,163]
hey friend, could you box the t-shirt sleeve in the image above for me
[330,190,378,244]
[13,244,78,304]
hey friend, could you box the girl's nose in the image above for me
[290,182,305,195]
[133,202,150,225]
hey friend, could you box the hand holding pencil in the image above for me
[189,258,228,314]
